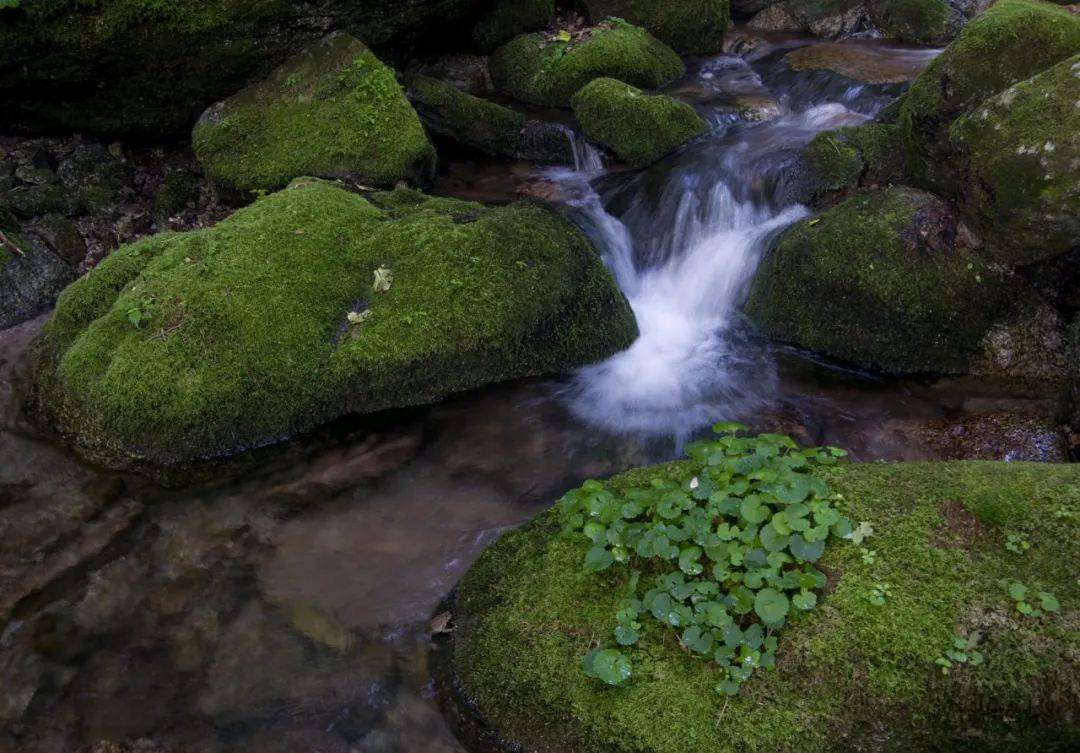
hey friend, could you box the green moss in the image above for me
[454,460,1080,753]
[798,124,906,203]
[571,77,708,167]
[489,19,685,108]
[946,54,1080,266]
[192,34,434,197]
[870,0,950,45]
[36,179,637,470]
[898,0,1080,190]
[406,74,526,158]
[473,0,554,51]
[583,0,730,54]
[743,187,1040,375]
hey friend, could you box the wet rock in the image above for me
[745,187,1053,376]
[747,3,803,33]
[407,74,527,158]
[515,120,580,163]
[72,557,148,635]
[0,638,43,724]
[785,42,931,85]
[583,0,730,53]
[193,34,435,197]
[0,206,75,330]
[489,19,684,108]
[79,741,173,753]
[35,180,635,471]
[27,214,86,266]
[571,78,709,167]
[354,692,461,753]
[865,413,1069,462]
[233,728,350,753]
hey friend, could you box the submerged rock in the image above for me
[946,54,1080,266]
[863,412,1070,462]
[582,0,730,53]
[745,187,1053,375]
[489,20,685,108]
[34,179,636,471]
[898,0,1080,192]
[784,42,931,85]
[193,34,436,198]
[449,460,1080,752]
[571,78,709,167]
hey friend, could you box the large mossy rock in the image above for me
[789,123,907,204]
[34,180,636,471]
[0,0,485,138]
[945,54,1080,266]
[193,34,435,198]
[744,187,1049,375]
[451,459,1080,753]
[582,0,730,53]
[571,78,709,167]
[489,20,685,108]
[747,0,959,44]
[898,0,1080,192]
[0,204,75,330]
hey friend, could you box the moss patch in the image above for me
[571,78,708,167]
[898,0,1080,191]
[743,187,1042,375]
[453,460,1080,753]
[35,179,637,470]
[473,0,555,51]
[583,0,729,54]
[869,0,951,45]
[946,54,1080,266]
[796,123,906,203]
[406,74,527,158]
[192,33,435,198]
[489,20,685,108]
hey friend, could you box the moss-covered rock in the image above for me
[0,203,75,330]
[192,34,435,198]
[583,0,730,53]
[868,0,954,45]
[570,78,708,167]
[898,0,1080,192]
[489,20,685,108]
[474,0,555,51]
[744,187,1047,375]
[791,123,907,204]
[0,0,486,137]
[944,54,1080,266]
[33,179,637,471]
[406,75,527,158]
[451,459,1079,753]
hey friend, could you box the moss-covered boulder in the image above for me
[192,34,435,198]
[474,0,555,51]
[34,179,636,471]
[571,78,709,167]
[450,458,1079,752]
[898,0,1080,192]
[790,124,907,204]
[944,54,1080,266]
[489,20,685,108]
[867,0,956,45]
[582,0,730,53]
[744,187,1049,375]
[0,0,487,138]
[1,204,75,330]
[407,75,527,158]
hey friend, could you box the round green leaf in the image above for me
[754,588,790,625]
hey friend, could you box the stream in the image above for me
[0,35,1065,753]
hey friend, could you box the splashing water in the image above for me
[554,53,883,442]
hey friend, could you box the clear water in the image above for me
[8,36,1046,753]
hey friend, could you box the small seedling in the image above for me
[859,548,876,565]
[845,521,874,546]
[1001,580,1060,617]
[868,583,892,606]
[1004,532,1030,555]
[126,298,156,329]
[935,632,984,674]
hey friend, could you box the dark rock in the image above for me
[0,207,75,330]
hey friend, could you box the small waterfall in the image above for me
[552,55,880,441]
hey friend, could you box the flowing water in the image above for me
[1,35,1059,753]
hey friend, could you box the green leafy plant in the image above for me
[1004,532,1030,555]
[126,298,157,329]
[1001,580,1060,617]
[859,548,877,565]
[868,582,892,606]
[934,632,984,674]
[560,424,852,696]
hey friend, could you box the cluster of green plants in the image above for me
[1001,580,1060,617]
[934,632,985,674]
[561,424,852,696]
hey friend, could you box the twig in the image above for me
[0,229,25,257]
